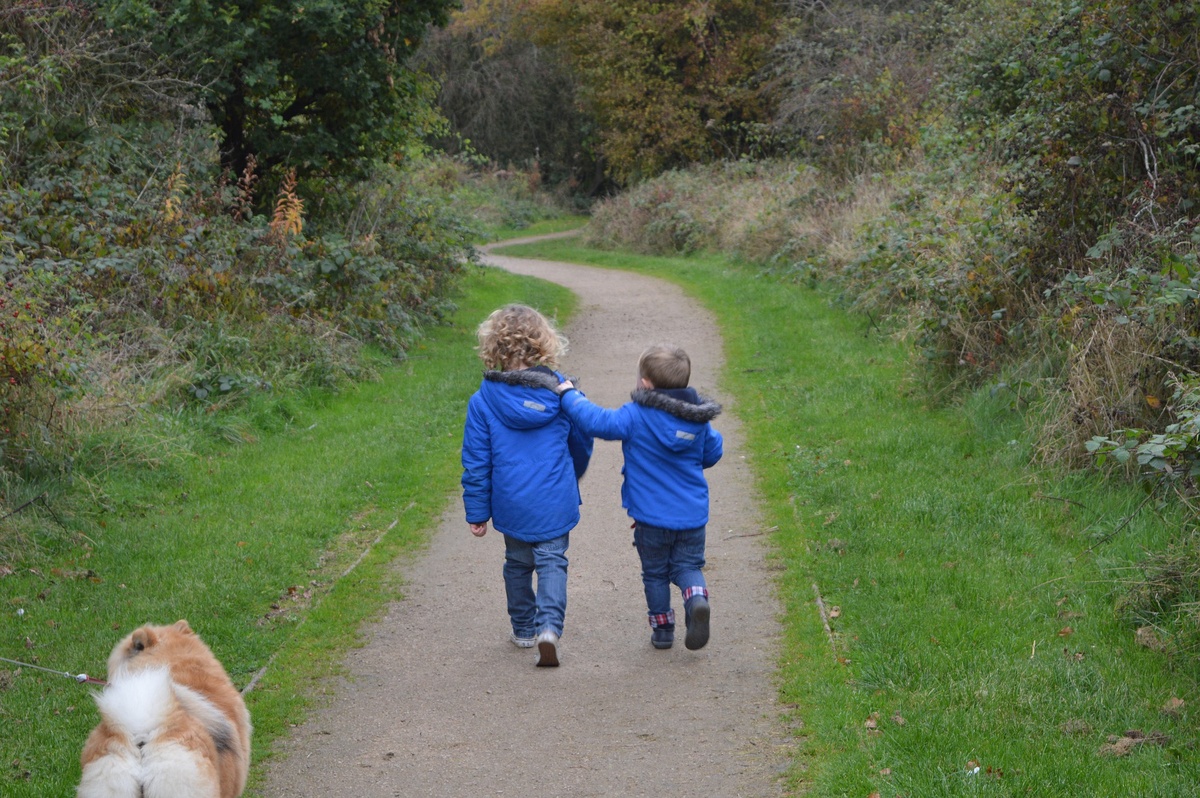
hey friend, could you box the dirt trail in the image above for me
[257,237,784,797]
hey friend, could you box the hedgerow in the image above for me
[0,2,478,491]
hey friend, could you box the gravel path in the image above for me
[257,237,785,797]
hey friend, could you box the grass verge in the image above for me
[0,264,575,797]
[496,237,1200,796]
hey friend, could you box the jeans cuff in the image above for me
[648,610,675,628]
[683,586,709,602]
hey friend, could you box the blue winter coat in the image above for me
[559,387,722,530]
[461,367,593,541]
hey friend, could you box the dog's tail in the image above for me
[79,668,225,798]
[93,666,176,741]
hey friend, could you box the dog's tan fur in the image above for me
[78,620,252,798]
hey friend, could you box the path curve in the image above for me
[258,238,784,797]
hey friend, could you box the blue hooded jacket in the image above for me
[559,386,722,530]
[461,367,593,542]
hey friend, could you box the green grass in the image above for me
[496,237,1200,796]
[0,265,575,797]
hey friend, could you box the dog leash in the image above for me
[0,656,108,686]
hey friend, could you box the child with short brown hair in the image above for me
[556,344,722,651]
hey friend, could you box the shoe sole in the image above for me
[536,638,559,667]
[685,600,710,650]
[652,640,673,650]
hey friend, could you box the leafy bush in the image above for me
[0,3,479,486]
[1088,374,1200,489]
[949,0,1200,276]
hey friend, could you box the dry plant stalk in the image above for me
[269,168,304,241]
[813,583,839,661]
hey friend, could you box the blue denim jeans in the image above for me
[503,533,569,638]
[633,522,708,627]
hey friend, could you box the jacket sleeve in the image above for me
[560,389,632,441]
[702,424,723,469]
[566,419,594,480]
[461,397,493,524]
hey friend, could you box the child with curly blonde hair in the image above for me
[462,304,592,666]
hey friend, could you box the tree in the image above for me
[528,0,781,184]
[414,1,597,189]
[92,0,456,180]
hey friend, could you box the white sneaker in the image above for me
[510,632,536,648]
[535,631,560,667]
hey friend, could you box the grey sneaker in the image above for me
[510,632,536,648]
[535,631,560,667]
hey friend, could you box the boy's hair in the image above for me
[639,344,690,389]
[477,304,568,371]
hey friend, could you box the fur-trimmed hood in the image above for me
[484,367,574,391]
[631,387,721,425]
[478,366,572,431]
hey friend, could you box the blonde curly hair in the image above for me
[476,304,568,371]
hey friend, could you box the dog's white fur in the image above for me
[77,621,251,798]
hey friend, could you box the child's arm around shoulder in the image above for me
[555,380,631,441]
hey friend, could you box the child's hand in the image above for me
[556,380,574,394]
[469,522,488,537]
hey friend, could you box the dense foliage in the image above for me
[92,0,456,180]
[414,0,783,187]
[414,2,598,192]
[0,0,475,486]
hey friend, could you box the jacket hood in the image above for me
[630,388,721,454]
[631,387,721,423]
[479,367,569,430]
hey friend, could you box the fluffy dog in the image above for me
[77,620,252,798]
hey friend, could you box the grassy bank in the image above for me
[0,265,575,797]
[497,237,1200,796]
